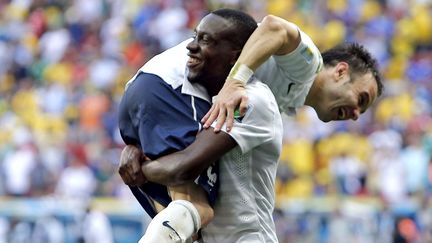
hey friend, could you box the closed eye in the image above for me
[358,93,370,113]
[191,31,211,44]
[199,34,212,44]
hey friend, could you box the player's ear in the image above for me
[334,62,349,82]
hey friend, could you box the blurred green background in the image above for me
[0,0,431,242]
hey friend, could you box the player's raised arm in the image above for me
[201,15,301,132]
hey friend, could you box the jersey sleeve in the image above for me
[254,29,322,114]
[255,29,322,84]
[211,81,281,154]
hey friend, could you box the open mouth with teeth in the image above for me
[336,106,353,120]
[337,106,355,120]
[187,56,201,69]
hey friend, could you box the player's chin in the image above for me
[186,70,201,83]
[186,73,197,83]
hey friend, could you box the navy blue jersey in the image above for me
[118,72,219,217]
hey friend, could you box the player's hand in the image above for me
[201,78,248,132]
[118,145,149,186]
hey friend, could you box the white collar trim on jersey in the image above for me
[181,67,211,103]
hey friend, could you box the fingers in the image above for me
[118,165,133,185]
[202,80,248,132]
[202,98,247,132]
[201,104,215,125]
[239,95,249,116]
[225,106,234,132]
[203,104,219,129]
[213,106,227,132]
[132,156,147,185]
[118,145,147,186]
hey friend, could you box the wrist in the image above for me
[228,62,253,84]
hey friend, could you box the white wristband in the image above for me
[228,62,253,84]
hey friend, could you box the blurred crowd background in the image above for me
[0,0,431,242]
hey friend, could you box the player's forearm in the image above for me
[141,153,195,186]
[142,151,215,186]
[141,129,237,186]
[236,15,300,71]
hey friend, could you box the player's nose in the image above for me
[351,108,360,121]
[186,38,199,52]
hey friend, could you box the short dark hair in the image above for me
[322,43,383,96]
[211,8,258,50]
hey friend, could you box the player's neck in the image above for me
[206,85,219,97]
[203,78,225,98]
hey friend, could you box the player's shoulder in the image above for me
[132,72,166,88]
[244,79,279,116]
[246,79,276,104]
[139,39,190,89]
[126,72,175,103]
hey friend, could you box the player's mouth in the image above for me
[337,107,345,120]
[187,54,202,69]
[335,106,354,120]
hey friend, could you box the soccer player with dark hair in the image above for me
[118,8,383,243]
